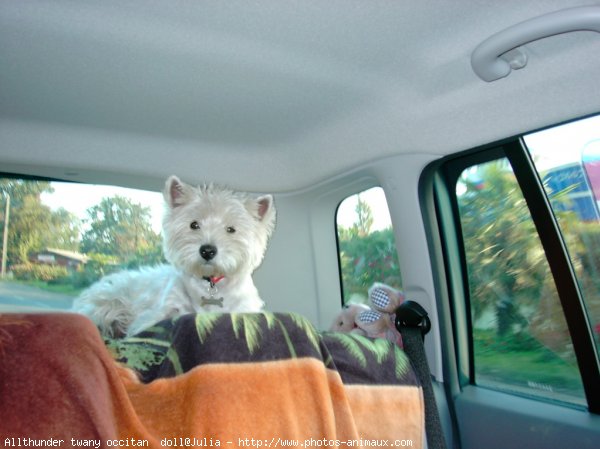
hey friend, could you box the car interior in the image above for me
[1,1,600,448]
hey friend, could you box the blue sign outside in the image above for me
[543,163,600,222]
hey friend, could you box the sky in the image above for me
[41,183,164,233]
[524,114,600,171]
[336,187,392,231]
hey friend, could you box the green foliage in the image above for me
[81,195,161,262]
[353,195,374,237]
[458,160,600,361]
[1,179,82,268]
[338,227,402,303]
[10,263,68,282]
[2,179,165,292]
[66,253,121,288]
[459,160,589,399]
[125,236,166,269]
[46,207,81,251]
[473,329,584,397]
[553,221,600,354]
[458,162,548,336]
[337,191,401,303]
[474,328,542,353]
[1,180,51,265]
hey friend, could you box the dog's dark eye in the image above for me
[190,221,200,230]
[226,226,236,234]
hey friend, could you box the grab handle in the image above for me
[471,6,600,82]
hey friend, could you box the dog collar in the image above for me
[201,275,225,308]
[203,275,225,288]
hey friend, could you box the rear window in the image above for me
[0,178,163,311]
[335,186,402,304]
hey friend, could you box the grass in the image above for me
[473,331,585,400]
[15,279,83,296]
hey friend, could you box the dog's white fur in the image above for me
[72,176,276,337]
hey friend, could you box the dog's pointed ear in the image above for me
[246,194,275,222]
[257,195,273,221]
[164,176,191,208]
[253,195,276,235]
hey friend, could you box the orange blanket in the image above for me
[0,313,423,448]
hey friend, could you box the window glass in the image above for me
[0,178,163,312]
[336,187,402,304]
[524,114,600,362]
[456,159,586,406]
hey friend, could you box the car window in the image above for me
[456,158,586,406]
[0,178,163,311]
[448,114,600,409]
[336,186,402,304]
[524,115,600,361]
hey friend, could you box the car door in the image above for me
[422,114,600,448]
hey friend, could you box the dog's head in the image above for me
[162,176,276,280]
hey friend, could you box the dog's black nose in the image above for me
[200,244,218,261]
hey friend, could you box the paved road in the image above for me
[0,281,75,312]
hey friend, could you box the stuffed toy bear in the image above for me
[330,282,405,346]
[368,282,405,313]
[329,303,371,335]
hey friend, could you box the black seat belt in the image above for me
[395,301,448,449]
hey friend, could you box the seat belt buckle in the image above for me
[394,300,432,340]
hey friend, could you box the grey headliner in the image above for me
[1,0,600,192]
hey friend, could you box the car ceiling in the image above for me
[1,0,600,193]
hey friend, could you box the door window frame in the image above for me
[434,138,600,413]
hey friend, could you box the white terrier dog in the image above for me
[72,176,276,337]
